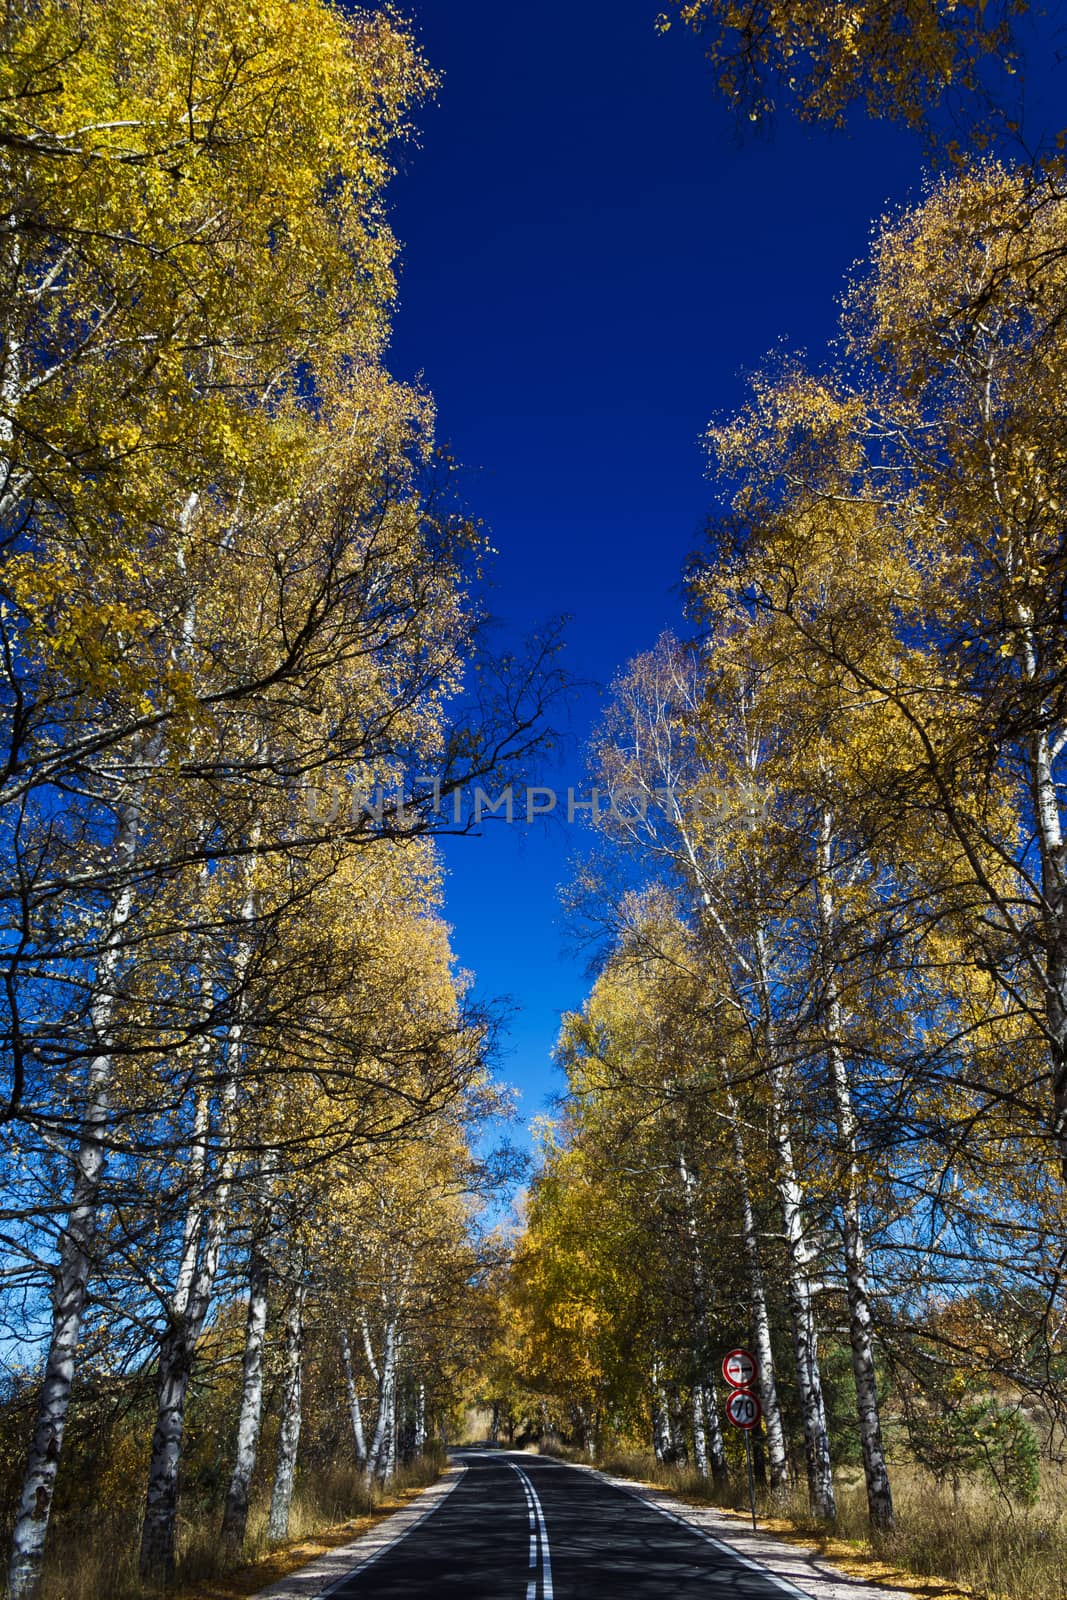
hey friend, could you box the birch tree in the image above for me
[695,162,1067,1198]
[2,7,431,1582]
[584,637,838,1517]
[2,5,563,1592]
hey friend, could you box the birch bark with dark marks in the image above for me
[7,794,143,1600]
[340,1329,368,1466]
[365,1316,399,1487]
[139,901,254,1578]
[817,810,893,1529]
[221,1230,271,1551]
[725,1081,789,1491]
[677,1148,727,1481]
[269,1277,307,1541]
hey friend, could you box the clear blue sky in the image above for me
[379,0,1054,1141]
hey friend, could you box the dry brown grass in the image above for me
[584,1448,1067,1600]
[24,1454,445,1600]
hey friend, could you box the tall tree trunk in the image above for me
[8,798,141,1600]
[361,1310,380,1388]
[9,1065,112,1600]
[1048,971,1067,1186]
[651,1357,672,1463]
[382,1332,399,1481]
[269,1279,307,1541]
[817,812,894,1530]
[139,844,258,1579]
[340,1330,367,1465]
[725,1082,789,1492]
[366,1318,398,1486]
[1030,724,1067,1186]
[775,1123,836,1521]
[221,1235,270,1550]
[667,1385,688,1465]
[414,1381,427,1455]
[754,928,837,1524]
[397,1375,414,1465]
[677,1149,728,1481]
[139,983,244,1574]
[690,1385,710,1478]
[139,1177,231,1576]
[837,1151,894,1530]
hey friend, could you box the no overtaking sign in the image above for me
[722,1345,762,1529]
[722,1347,757,1390]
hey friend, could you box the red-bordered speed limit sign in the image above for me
[725,1388,763,1430]
[722,1347,758,1389]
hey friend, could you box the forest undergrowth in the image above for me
[4,1452,446,1600]
[572,1447,1067,1600]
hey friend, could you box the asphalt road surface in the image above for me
[326,1449,807,1599]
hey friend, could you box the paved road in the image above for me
[326,1450,807,1599]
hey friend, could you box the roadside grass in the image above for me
[574,1448,1067,1600]
[18,1452,446,1600]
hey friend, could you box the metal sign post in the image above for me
[744,1433,757,1533]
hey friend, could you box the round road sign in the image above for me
[725,1388,763,1430]
[722,1347,758,1389]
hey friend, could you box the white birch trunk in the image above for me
[340,1330,367,1465]
[664,761,797,1498]
[269,1281,307,1541]
[170,970,215,1318]
[361,1311,380,1386]
[382,1331,399,1482]
[817,813,893,1529]
[663,689,834,1511]
[414,1382,427,1455]
[139,1181,231,1574]
[1004,560,1067,1187]
[651,1357,672,1464]
[775,1116,836,1521]
[690,1385,710,1478]
[139,810,263,1577]
[836,1136,894,1531]
[366,1319,398,1487]
[752,926,837,1523]
[725,1084,789,1491]
[7,799,141,1600]
[221,1236,270,1549]
[139,908,253,1576]
[677,1150,728,1480]
[1030,722,1067,1184]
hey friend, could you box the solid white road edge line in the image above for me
[612,1484,813,1600]
[509,1461,554,1600]
[319,1464,467,1597]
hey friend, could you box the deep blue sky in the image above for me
[379,0,1053,1140]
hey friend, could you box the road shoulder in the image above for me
[561,1462,957,1600]
[249,1464,465,1600]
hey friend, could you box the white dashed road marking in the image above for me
[509,1461,554,1600]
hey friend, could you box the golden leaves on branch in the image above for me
[656,0,1024,136]
[0,0,433,706]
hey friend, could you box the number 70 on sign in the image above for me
[725,1388,762,1429]
[722,1347,762,1431]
